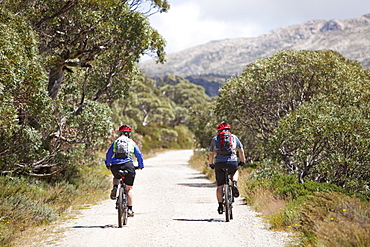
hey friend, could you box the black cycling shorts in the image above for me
[110,162,136,186]
[215,161,238,186]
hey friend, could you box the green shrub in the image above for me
[274,179,345,200]
[0,155,110,246]
[4,194,58,224]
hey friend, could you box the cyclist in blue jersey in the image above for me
[209,122,245,214]
[105,125,144,217]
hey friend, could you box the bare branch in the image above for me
[35,1,76,28]
[25,165,64,178]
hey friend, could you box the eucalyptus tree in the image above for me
[0,0,169,176]
[271,100,370,196]
[161,80,211,108]
[188,102,218,149]
[159,75,212,129]
[2,0,168,101]
[0,9,56,175]
[112,76,176,127]
[159,75,211,106]
[216,50,370,193]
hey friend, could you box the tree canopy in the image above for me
[2,0,168,101]
[0,0,169,177]
[214,50,370,196]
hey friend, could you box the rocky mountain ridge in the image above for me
[140,14,370,80]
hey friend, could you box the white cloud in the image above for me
[148,0,370,54]
[150,1,259,54]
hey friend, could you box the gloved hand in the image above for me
[238,161,245,167]
[209,163,215,169]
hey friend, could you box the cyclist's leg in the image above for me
[113,178,120,186]
[216,185,223,202]
[124,169,135,206]
[125,183,134,216]
[215,162,227,214]
[123,164,136,216]
[216,185,224,214]
[126,185,133,206]
[225,161,239,198]
[110,165,123,199]
[215,162,227,203]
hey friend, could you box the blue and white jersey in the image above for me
[105,137,144,168]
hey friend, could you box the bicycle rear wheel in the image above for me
[122,192,128,226]
[224,183,231,222]
[229,185,234,220]
[117,187,128,227]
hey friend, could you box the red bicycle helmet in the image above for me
[217,122,231,130]
[119,125,132,132]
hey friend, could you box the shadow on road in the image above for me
[173,218,223,222]
[177,182,215,188]
[72,225,117,229]
[190,175,209,180]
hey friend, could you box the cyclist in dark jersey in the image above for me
[209,122,245,214]
[105,125,144,217]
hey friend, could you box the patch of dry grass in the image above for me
[299,192,370,247]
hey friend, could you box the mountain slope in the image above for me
[140,14,370,79]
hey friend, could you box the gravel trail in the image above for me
[46,149,291,247]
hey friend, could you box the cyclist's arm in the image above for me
[237,147,245,163]
[105,143,114,165]
[133,145,144,168]
[234,136,246,163]
[209,151,215,164]
[209,138,216,164]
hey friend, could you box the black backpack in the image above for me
[217,130,234,155]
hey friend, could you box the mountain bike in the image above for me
[222,168,234,222]
[116,170,129,228]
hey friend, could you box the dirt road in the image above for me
[45,150,291,247]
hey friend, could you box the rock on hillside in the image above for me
[139,14,370,79]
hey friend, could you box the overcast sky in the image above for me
[148,0,370,54]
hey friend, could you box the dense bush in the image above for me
[272,100,370,198]
[213,50,370,197]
